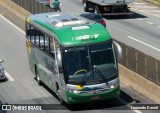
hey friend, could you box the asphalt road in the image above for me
[0,0,159,113]
[107,0,160,60]
[60,0,160,60]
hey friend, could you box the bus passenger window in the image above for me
[31,36,35,44]
[44,35,50,52]
[33,30,40,46]
[55,38,60,56]
[37,31,45,50]
[39,36,45,50]
[50,37,55,58]
[26,23,31,41]
[35,35,40,46]
[29,26,36,45]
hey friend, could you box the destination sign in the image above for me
[64,46,86,52]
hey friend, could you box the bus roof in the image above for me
[26,12,111,46]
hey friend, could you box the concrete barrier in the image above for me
[1,0,160,104]
[0,0,31,20]
[119,64,160,103]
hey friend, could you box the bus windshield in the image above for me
[62,41,118,85]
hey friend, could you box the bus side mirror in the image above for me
[57,48,62,69]
[113,41,123,61]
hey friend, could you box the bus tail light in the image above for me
[101,21,106,25]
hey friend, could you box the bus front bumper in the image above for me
[66,86,120,104]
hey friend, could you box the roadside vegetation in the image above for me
[144,0,160,5]
[152,0,160,4]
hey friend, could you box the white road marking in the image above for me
[145,21,154,24]
[0,14,25,34]
[137,18,154,25]
[158,26,160,28]
[127,36,160,52]
[0,14,27,82]
[153,14,160,17]
[133,110,143,113]
[5,71,15,81]
[140,10,160,12]
[131,6,158,9]
[137,18,143,21]
[131,8,160,18]
[134,3,147,5]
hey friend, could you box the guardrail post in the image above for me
[20,0,22,7]
[136,50,138,72]
[48,7,49,12]
[24,0,26,11]
[156,61,158,84]
[31,0,33,14]
[44,4,45,13]
[145,55,147,78]
[126,46,128,67]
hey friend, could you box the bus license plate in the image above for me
[91,96,100,100]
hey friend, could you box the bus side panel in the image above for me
[33,47,56,89]
[27,43,59,95]
[58,73,68,103]
[26,40,37,76]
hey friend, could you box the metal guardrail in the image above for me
[11,0,160,86]
[116,40,160,86]
[11,0,54,14]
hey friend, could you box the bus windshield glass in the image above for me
[62,41,118,85]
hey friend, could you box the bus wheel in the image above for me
[84,3,89,12]
[56,86,65,105]
[84,6,89,12]
[95,5,100,14]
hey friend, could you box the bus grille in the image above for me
[77,88,111,95]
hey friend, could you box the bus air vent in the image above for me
[71,26,90,30]
[47,14,61,18]
[47,19,89,27]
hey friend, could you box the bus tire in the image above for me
[56,84,65,105]
[94,5,100,14]
[84,5,89,12]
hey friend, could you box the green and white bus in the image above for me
[25,12,122,104]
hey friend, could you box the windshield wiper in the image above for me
[79,71,88,86]
[80,65,98,85]
[92,65,107,83]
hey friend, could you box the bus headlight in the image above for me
[108,78,119,89]
[65,86,79,94]
[110,85,115,88]
[69,89,79,94]
[73,90,78,94]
